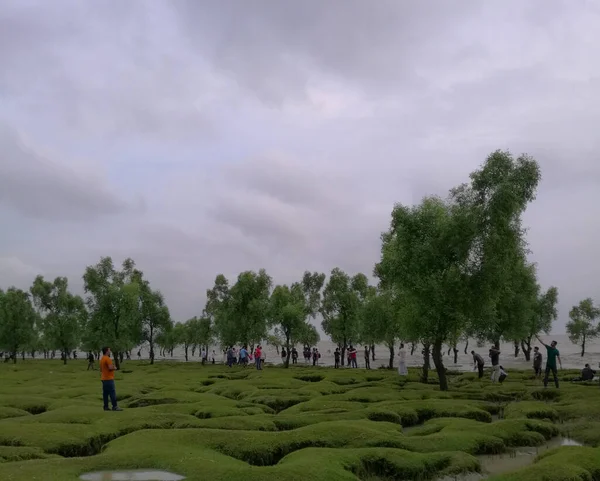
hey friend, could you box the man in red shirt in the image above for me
[100,346,122,411]
[254,345,262,370]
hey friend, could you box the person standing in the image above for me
[239,346,248,367]
[291,347,298,364]
[254,345,262,370]
[536,335,562,388]
[364,345,370,369]
[533,346,543,378]
[397,343,408,376]
[334,348,340,369]
[471,350,485,379]
[87,352,95,371]
[201,348,207,365]
[100,347,122,411]
[489,346,501,383]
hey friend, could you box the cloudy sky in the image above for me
[1,1,599,332]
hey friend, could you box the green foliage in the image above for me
[30,276,87,364]
[0,288,37,362]
[566,298,600,356]
[139,281,171,364]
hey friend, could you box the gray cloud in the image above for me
[0,0,599,330]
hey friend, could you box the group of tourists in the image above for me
[224,345,264,370]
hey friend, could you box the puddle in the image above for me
[80,470,185,481]
[437,437,583,480]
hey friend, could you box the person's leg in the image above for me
[108,381,118,409]
[478,364,484,379]
[543,366,550,388]
[102,381,109,410]
[552,366,559,388]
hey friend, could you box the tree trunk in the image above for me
[464,340,468,354]
[63,349,68,365]
[432,340,448,391]
[513,340,520,358]
[453,347,458,365]
[341,340,347,366]
[114,353,121,370]
[420,343,430,384]
[521,338,531,361]
[388,344,395,369]
[21,351,25,361]
[284,336,291,368]
[184,345,189,362]
[371,344,376,361]
[12,350,17,364]
[410,342,416,356]
[447,346,451,356]
[119,351,124,365]
[581,334,586,357]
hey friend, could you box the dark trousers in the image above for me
[102,380,117,410]
[544,365,559,388]
[534,365,542,377]
[365,357,370,369]
[255,357,262,370]
[334,359,340,369]
[477,363,484,379]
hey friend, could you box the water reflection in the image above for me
[79,470,185,481]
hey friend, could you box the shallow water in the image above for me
[437,437,583,481]
[79,470,185,481]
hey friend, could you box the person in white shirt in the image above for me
[397,343,408,376]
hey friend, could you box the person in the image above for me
[201,348,207,365]
[398,343,408,376]
[291,347,298,364]
[281,347,287,363]
[364,345,371,369]
[239,346,248,367]
[211,350,216,364]
[254,345,262,370]
[498,366,508,384]
[312,348,318,366]
[533,346,543,378]
[226,346,234,367]
[100,347,122,411]
[349,345,358,368]
[581,363,596,381]
[137,350,141,360]
[334,348,340,368]
[489,346,501,382]
[87,352,95,371]
[471,350,485,379]
[536,335,562,388]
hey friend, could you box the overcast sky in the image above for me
[1,1,599,333]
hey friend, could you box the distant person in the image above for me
[536,335,562,388]
[364,346,370,369]
[239,346,248,367]
[580,363,596,381]
[471,350,485,379]
[334,348,340,369]
[398,343,408,376]
[489,346,501,383]
[533,347,542,378]
[254,345,262,370]
[226,346,234,367]
[100,347,122,411]
[281,347,287,363]
[312,348,318,366]
[291,347,298,364]
[87,352,95,371]
[201,348,207,365]
[349,346,358,368]
[498,366,508,384]
[211,350,216,364]
[137,350,141,360]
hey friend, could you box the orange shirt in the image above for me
[100,355,115,381]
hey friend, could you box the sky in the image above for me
[1,0,599,333]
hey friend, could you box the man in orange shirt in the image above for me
[100,347,122,411]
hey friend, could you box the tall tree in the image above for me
[269,284,306,367]
[321,268,368,366]
[0,288,37,363]
[173,321,194,361]
[376,196,474,391]
[205,274,230,346]
[567,298,600,357]
[30,276,87,365]
[83,257,143,369]
[187,316,212,356]
[297,322,320,348]
[139,282,171,364]
[521,286,558,361]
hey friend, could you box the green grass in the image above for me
[0,361,597,480]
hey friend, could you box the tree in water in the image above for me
[567,298,600,357]
[521,286,558,361]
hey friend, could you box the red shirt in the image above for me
[255,348,262,358]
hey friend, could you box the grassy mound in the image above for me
[0,360,596,480]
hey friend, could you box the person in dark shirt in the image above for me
[536,335,562,388]
[489,346,501,382]
[581,364,596,381]
[364,346,371,370]
[334,348,340,369]
[533,346,543,378]
[471,351,485,379]
[291,347,298,364]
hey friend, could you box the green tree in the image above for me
[269,284,306,367]
[82,257,143,369]
[204,274,230,345]
[0,288,37,363]
[173,321,194,361]
[30,276,87,365]
[521,286,558,361]
[567,298,600,357]
[187,316,212,357]
[451,150,541,346]
[139,282,171,364]
[297,322,320,348]
[321,268,369,366]
[376,196,474,390]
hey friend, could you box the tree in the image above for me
[173,321,194,361]
[0,288,37,363]
[83,257,143,369]
[567,298,600,357]
[204,274,230,345]
[269,284,306,367]
[139,282,171,364]
[521,286,558,361]
[29,276,87,365]
[187,316,212,356]
[451,150,541,346]
[360,288,401,369]
[321,268,368,366]
[297,322,320,348]
[376,196,474,390]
